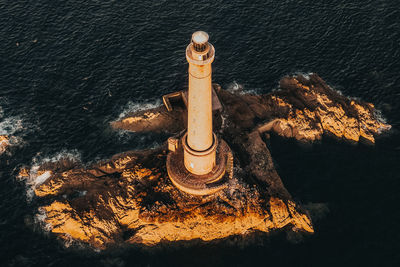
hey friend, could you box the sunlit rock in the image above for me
[0,135,9,155]
[20,74,391,250]
[25,149,313,249]
[254,74,391,144]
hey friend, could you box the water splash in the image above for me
[0,115,26,155]
[226,81,261,95]
[35,207,53,232]
[226,81,244,93]
[20,149,82,201]
[30,149,82,167]
[117,100,162,120]
[0,103,38,155]
[0,116,24,136]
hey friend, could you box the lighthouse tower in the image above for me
[184,31,216,175]
[166,31,233,196]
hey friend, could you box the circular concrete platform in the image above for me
[166,137,233,196]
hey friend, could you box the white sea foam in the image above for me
[0,116,26,155]
[374,108,389,124]
[374,109,392,133]
[35,207,52,232]
[226,81,244,93]
[0,109,35,154]
[31,149,82,166]
[334,88,344,95]
[226,81,262,95]
[63,234,75,248]
[0,116,24,136]
[22,149,82,201]
[61,233,89,250]
[112,100,163,144]
[296,72,314,81]
[117,100,161,119]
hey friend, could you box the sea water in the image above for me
[0,1,399,266]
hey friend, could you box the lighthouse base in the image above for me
[166,136,233,196]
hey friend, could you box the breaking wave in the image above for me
[0,115,26,155]
[30,149,82,167]
[0,102,38,155]
[226,81,244,93]
[226,81,262,95]
[0,116,24,136]
[20,149,82,201]
[117,100,162,120]
[374,108,390,126]
[35,207,52,232]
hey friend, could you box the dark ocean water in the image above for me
[0,1,399,266]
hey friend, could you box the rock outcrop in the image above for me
[256,75,391,143]
[111,109,185,134]
[19,148,312,249]
[19,74,390,250]
[0,135,9,155]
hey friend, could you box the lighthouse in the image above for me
[184,31,216,175]
[166,31,233,196]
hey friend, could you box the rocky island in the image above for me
[18,72,390,250]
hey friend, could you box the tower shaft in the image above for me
[187,61,213,151]
[183,31,216,175]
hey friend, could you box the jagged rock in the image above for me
[0,135,9,155]
[20,74,390,250]
[25,149,313,249]
[269,75,391,144]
